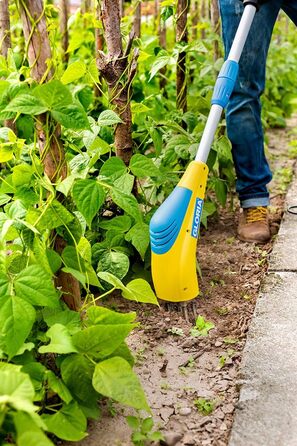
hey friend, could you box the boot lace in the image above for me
[246,206,267,223]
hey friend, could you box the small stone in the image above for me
[223,403,234,414]
[165,317,171,323]
[214,409,225,420]
[198,417,212,427]
[179,407,192,416]
[215,341,223,347]
[220,422,228,431]
[205,424,213,433]
[159,407,175,423]
[161,432,183,446]
[183,434,196,445]
[217,380,230,391]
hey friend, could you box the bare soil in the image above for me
[71,117,297,446]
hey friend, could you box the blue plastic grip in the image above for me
[211,60,239,108]
[150,186,192,255]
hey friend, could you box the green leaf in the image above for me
[129,154,159,178]
[201,201,217,229]
[86,305,136,325]
[61,354,97,406]
[86,58,99,83]
[0,272,10,297]
[216,135,233,162]
[72,179,106,226]
[46,248,62,274]
[56,174,76,196]
[167,134,192,160]
[92,357,150,411]
[161,5,174,21]
[191,315,215,337]
[15,342,35,356]
[149,53,172,81]
[131,102,151,115]
[0,80,9,98]
[12,164,33,187]
[52,104,89,130]
[42,308,81,334]
[98,215,132,232]
[125,222,150,260]
[72,323,136,358]
[5,94,48,115]
[78,237,92,263]
[14,412,54,446]
[122,279,159,305]
[43,402,87,441]
[110,188,142,222]
[87,136,111,155]
[214,178,227,206]
[97,271,125,290]
[32,80,72,109]
[0,146,14,162]
[62,245,85,272]
[126,415,140,430]
[97,250,130,279]
[114,173,135,195]
[0,295,35,359]
[22,362,44,382]
[141,417,154,434]
[106,342,135,367]
[97,109,123,126]
[39,324,78,354]
[149,127,163,156]
[61,61,87,85]
[46,370,72,404]
[14,265,60,308]
[100,156,127,180]
[0,368,36,412]
[0,193,11,206]
[26,199,74,232]
[62,267,86,286]
[0,127,16,141]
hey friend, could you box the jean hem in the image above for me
[240,197,270,208]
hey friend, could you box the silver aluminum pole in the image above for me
[195,4,257,163]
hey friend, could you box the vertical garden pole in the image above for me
[18,0,81,310]
[211,0,221,62]
[0,0,11,57]
[176,0,188,113]
[98,0,139,165]
[59,0,69,64]
[134,1,141,38]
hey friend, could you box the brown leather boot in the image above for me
[237,206,271,243]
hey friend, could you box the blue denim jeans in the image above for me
[219,0,297,208]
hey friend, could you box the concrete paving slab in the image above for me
[269,175,297,272]
[229,272,297,446]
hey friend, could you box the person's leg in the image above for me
[219,0,281,207]
[219,0,281,242]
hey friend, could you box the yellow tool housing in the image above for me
[150,161,208,302]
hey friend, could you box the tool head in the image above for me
[150,161,208,302]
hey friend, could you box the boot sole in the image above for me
[237,235,270,244]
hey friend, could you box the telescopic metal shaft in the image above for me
[195,4,257,164]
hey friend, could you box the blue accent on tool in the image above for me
[150,187,192,254]
[211,60,239,108]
